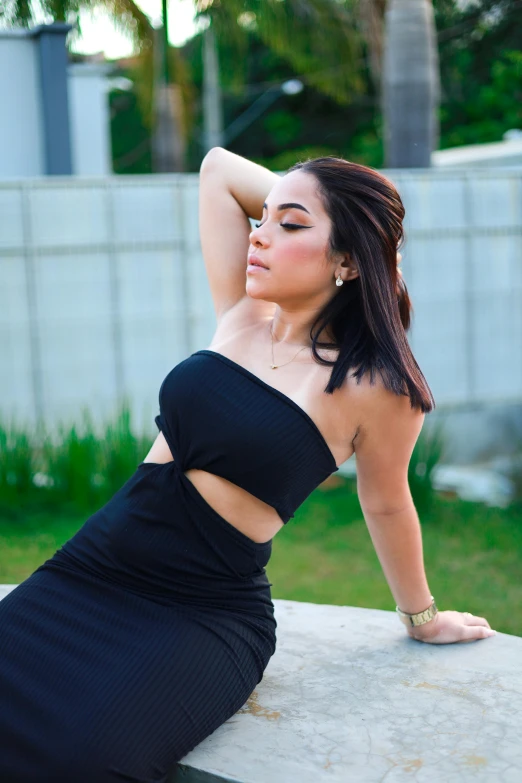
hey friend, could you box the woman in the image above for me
[0,149,495,782]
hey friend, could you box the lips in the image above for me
[247,255,268,269]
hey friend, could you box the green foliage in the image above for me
[408,419,447,516]
[0,425,34,510]
[196,0,365,107]
[262,110,303,147]
[0,404,151,521]
[109,87,152,174]
[505,432,522,506]
[182,22,382,171]
[435,0,522,148]
[440,49,522,148]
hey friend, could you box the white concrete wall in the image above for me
[0,175,210,435]
[0,170,520,459]
[68,64,112,176]
[389,169,522,404]
[0,33,44,177]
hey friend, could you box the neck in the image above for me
[268,312,336,348]
[269,310,314,346]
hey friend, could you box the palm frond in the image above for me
[94,0,154,53]
[90,0,155,128]
[195,0,367,106]
[356,0,386,88]
[0,0,33,26]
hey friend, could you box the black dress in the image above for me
[0,349,339,783]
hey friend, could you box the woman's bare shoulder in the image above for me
[351,369,425,449]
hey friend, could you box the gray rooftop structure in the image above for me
[0,24,112,177]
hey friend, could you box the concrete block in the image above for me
[1,587,520,782]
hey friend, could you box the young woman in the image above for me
[0,149,495,782]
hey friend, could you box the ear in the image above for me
[337,252,359,282]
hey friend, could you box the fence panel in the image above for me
[0,169,520,445]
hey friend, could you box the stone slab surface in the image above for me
[174,600,522,783]
[1,586,521,782]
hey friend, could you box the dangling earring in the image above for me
[335,274,343,287]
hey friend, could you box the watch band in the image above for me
[396,596,438,627]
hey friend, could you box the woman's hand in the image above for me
[406,610,496,644]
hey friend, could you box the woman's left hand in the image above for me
[406,610,496,644]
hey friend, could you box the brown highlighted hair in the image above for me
[286,156,435,413]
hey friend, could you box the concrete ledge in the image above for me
[1,586,521,782]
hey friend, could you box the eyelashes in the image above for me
[253,223,305,230]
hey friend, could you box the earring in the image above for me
[335,274,343,287]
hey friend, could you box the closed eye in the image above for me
[254,222,310,230]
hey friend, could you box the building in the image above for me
[0,23,112,177]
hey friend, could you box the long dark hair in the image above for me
[286,156,435,413]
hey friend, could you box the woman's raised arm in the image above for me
[198,147,280,320]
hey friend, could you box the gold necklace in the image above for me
[270,322,309,369]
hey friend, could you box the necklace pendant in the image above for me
[270,364,278,369]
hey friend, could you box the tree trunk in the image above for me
[202,22,224,153]
[152,26,186,172]
[382,0,440,168]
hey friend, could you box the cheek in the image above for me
[280,235,326,270]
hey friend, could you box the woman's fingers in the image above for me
[456,611,495,643]
[461,612,491,629]
[458,623,497,642]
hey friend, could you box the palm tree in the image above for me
[382,0,440,166]
[2,0,440,169]
[196,0,440,168]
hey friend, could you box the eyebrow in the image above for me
[263,201,311,215]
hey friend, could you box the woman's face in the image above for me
[246,170,346,306]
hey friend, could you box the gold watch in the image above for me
[396,596,438,627]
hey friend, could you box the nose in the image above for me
[249,223,267,247]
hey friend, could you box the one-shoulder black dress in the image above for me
[0,350,338,783]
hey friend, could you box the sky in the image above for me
[69,0,201,59]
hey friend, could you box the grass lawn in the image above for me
[1,475,521,637]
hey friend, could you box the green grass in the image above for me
[270,478,522,637]
[1,409,521,637]
[2,475,521,637]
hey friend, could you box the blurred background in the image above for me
[0,0,521,633]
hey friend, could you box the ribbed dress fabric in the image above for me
[0,350,339,783]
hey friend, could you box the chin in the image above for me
[245,281,271,300]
